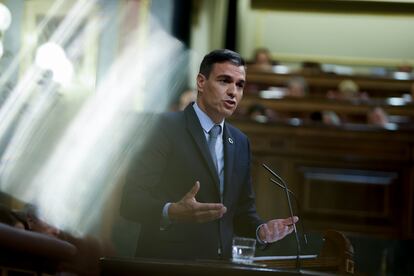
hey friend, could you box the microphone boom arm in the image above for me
[262,163,302,270]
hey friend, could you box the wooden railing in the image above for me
[239,96,414,118]
[246,69,413,98]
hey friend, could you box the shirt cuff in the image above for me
[256,223,268,245]
[160,202,172,230]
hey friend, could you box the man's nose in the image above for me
[227,84,236,97]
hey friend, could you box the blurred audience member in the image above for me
[301,61,322,75]
[247,104,269,123]
[367,107,389,127]
[338,80,359,99]
[310,111,341,126]
[178,89,197,111]
[0,204,26,229]
[338,79,359,99]
[250,48,274,71]
[286,77,308,98]
[397,64,413,73]
[323,111,341,126]
[23,204,61,238]
[0,203,114,275]
[327,79,369,101]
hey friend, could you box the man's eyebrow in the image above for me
[216,74,245,82]
[216,74,232,79]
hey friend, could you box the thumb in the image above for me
[286,216,299,225]
[185,181,200,199]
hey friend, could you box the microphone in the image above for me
[262,163,302,270]
[269,178,308,245]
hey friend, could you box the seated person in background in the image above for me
[244,48,276,93]
[0,203,113,276]
[286,76,308,98]
[247,104,270,123]
[396,64,413,73]
[301,61,322,75]
[0,203,61,238]
[338,79,359,99]
[249,47,274,71]
[367,107,389,128]
[323,111,341,126]
[310,111,341,126]
[178,89,197,111]
[327,79,369,101]
[0,203,26,229]
[22,204,61,238]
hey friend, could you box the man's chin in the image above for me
[223,110,235,118]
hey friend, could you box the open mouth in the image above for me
[224,99,236,108]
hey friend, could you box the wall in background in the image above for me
[237,0,414,66]
[189,0,228,88]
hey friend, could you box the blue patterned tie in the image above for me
[208,124,222,200]
[208,125,221,173]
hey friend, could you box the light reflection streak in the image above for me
[0,1,188,236]
[0,0,97,158]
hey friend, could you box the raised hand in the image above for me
[258,216,299,243]
[168,181,227,223]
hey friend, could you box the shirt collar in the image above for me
[192,102,224,134]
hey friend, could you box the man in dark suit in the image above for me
[121,49,298,260]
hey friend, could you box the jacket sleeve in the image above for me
[120,116,171,226]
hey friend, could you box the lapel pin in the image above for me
[228,137,233,144]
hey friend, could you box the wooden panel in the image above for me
[406,165,414,238]
[245,124,412,162]
[300,167,397,218]
[231,120,414,239]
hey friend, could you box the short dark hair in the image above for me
[199,49,245,78]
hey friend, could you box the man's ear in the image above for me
[196,73,206,93]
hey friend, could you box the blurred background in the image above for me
[0,0,413,275]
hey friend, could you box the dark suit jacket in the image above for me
[121,104,263,260]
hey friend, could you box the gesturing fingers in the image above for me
[169,181,228,223]
[192,207,227,223]
[195,202,225,212]
[185,181,200,199]
[194,202,226,221]
[262,217,299,243]
[262,223,272,242]
[282,216,299,226]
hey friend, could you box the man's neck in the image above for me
[194,101,224,124]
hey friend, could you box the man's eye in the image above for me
[218,79,229,84]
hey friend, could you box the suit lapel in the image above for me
[223,123,235,205]
[184,106,220,191]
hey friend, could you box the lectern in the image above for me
[100,230,354,275]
